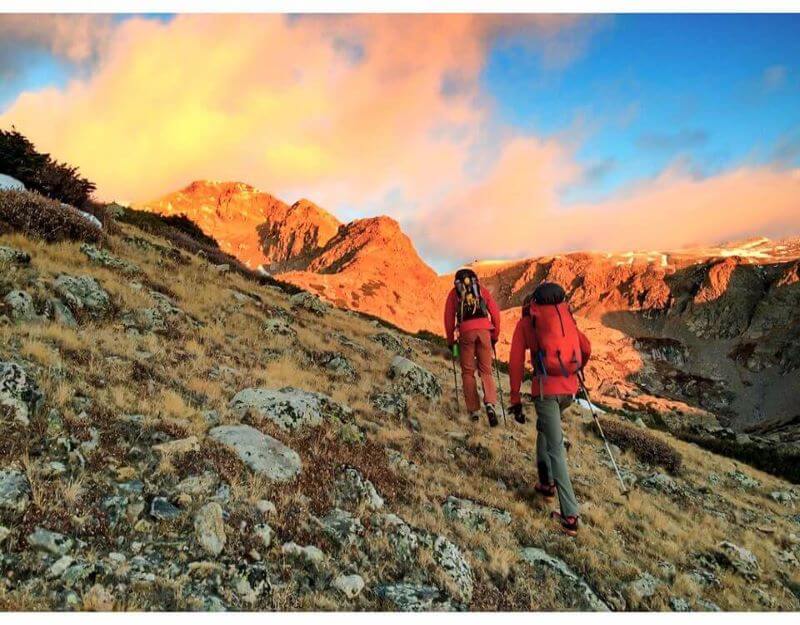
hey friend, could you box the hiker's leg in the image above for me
[535,414,553,485]
[534,396,579,517]
[474,330,497,406]
[458,331,481,413]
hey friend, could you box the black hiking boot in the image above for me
[551,511,579,537]
[486,404,499,427]
[534,482,556,500]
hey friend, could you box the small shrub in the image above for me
[589,416,683,474]
[0,190,104,244]
[0,128,96,207]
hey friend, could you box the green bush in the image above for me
[0,190,104,244]
[0,128,96,207]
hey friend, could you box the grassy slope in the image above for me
[0,222,799,611]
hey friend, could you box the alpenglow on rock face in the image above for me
[209,424,301,481]
[228,387,352,431]
[388,356,442,400]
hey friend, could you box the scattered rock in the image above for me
[669,597,692,612]
[520,547,610,611]
[320,508,364,546]
[80,243,139,274]
[0,245,30,265]
[253,523,273,549]
[281,542,326,567]
[333,467,384,512]
[370,332,409,355]
[0,468,30,514]
[639,472,678,495]
[371,391,408,417]
[229,386,352,431]
[263,317,295,337]
[290,291,329,316]
[428,534,474,604]
[332,574,365,599]
[4,290,39,322]
[388,355,442,400]
[153,436,200,457]
[714,541,760,580]
[27,528,73,555]
[53,274,112,319]
[46,297,78,327]
[194,502,226,556]
[442,495,511,531]
[255,499,277,516]
[727,470,761,490]
[375,583,454,611]
[629,572,661,601]
[150,497,182,521]
[176,472,218,496]
[0,525,10,546]
[209,424,302,481]
[0,361,43,426]
[317,352,357,380]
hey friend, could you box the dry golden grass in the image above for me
[1,220,798,612]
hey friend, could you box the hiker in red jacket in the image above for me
[444,268,502,426]
[508,282,591,536]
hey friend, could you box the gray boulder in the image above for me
[0,362,43,426]
[290,291,329,316]
[371,391,408,417]
[629,572,662,601]
[370,332,409,355]
[281,542,326,566]
[715,541,759,580]
[0,174,25,191]
[53,274,111,319]
[389,356,441,400]
[319,508,364,546]
[263,318,295,337]
[333,467,384,512]
[229,386,352,431]
[0,468,30,514]
[80,244,139,274]
[194,502,226,556]
[209,424,301,482]
[4,290,38,322]
[27,528,73,555]
[0,245,31,265]
[442,495,511,531]
[426,533,474,604]
[520,547,610,611]
[375,583,454,611]
[332,574,364,599]
[45,298,78,327]
[639,472,678,495]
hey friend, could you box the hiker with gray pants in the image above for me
[507,283,592,536]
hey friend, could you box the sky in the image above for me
[1,13,799,272]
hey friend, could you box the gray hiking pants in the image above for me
[534,395,580,518]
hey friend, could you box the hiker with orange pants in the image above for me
[444,268,502,427]
[508,282,591,536]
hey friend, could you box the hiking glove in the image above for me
[510,403,525,424]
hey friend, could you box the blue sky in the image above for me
[483,14,800,203]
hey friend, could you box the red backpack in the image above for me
[529,283,583,378]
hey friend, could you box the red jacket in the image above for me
[508,315,592,403]
[443,286,501,345]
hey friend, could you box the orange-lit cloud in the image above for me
[2,14,798,268]
[0,14,587,211]
[415,145,800,262]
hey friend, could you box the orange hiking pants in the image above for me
[458,328,497,412]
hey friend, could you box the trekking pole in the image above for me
[450,344,461,414]
[491,344,508,427]
[577,371,629,497]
